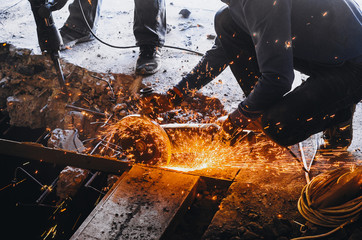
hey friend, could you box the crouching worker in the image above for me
[140,0,362,149]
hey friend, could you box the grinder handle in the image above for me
[140,87,154,97]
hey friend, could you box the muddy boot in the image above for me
[321,105,356,150]
[135,45,161,75]
[59,26,94,50]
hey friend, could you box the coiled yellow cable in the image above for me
[292,166,362,240]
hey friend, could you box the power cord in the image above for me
[78,0,204,56]
[0,0,23,14]
[291,166,362,239]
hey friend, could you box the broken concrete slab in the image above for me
[71,165,200,240]
[6,94,48,128]
[47,128,89,199]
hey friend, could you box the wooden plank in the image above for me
[0,138,131,174]
[71,165,200,240]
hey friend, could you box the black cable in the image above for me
[77,0,204,56]
[0,0,22,15]
[78,0,135,49]
[163,44,203,56]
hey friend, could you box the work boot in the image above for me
[321,105,356,150]
[135,45,161,75]
[59,26,94,50]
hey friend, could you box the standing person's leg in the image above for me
[262,61,362,147]
[60,0,102,48]
[134,0,166,75]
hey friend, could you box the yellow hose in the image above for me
[291,166,362,240]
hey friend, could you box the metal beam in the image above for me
[71,165,200,240]
[0,138,131,174]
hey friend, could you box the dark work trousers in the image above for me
[62,0,102,35]
[213,6,362,147]
[133,0,166,47]
[63,0,166,47]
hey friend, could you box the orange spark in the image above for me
[285,41,292,49]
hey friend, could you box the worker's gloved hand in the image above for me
[140,92,172,116]
[38,0,69,18]
[218,108,251,146]
[49,0,69,11]
[139,87,184,117]
[28,0,63,53]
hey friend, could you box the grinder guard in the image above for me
[112,115,171,165]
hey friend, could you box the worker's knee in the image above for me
[214,6,232,36]
[261,104,311,147]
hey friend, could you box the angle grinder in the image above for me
[113,87,258,165]
[112,114,221,165]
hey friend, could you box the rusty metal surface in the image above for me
[71,165,200,240]
[0,138,131,174]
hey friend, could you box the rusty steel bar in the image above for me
[65,104,107,116]
[0,138,131,174]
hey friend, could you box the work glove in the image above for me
[37,0,69,18]
[139,87,184,117]
[218,107,252,146]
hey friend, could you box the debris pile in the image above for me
[0,43,226,134]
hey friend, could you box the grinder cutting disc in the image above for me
[111,114,171,165]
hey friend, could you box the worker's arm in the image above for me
[218,0,295,143]
[176,0,295,121]
[139,38,229,116]
[139,87,184,117]
[175,38,229,95]
[235,0,294,120]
